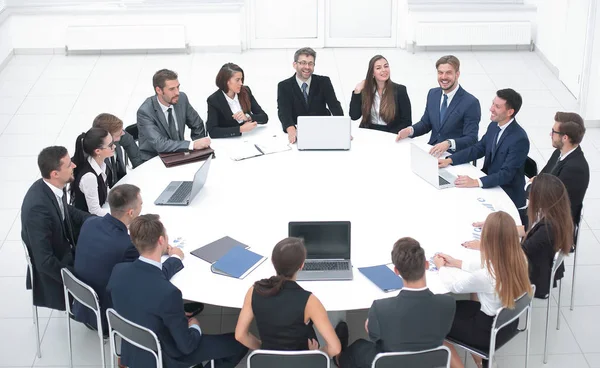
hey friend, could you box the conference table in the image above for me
[117,124,520,312]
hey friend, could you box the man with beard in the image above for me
[21,146,93,311]
[396,55,481,157]
[277,47,344,144]
[137,69,211,162]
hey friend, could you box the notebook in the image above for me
[230,138,291,161]
[210,247,267,279]
[358,264,404,292]
[191,236,250,264]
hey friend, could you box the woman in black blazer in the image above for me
[206,63,268,138]
[349,55,412,134]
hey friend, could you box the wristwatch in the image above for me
[245,113,252,122]
[446,139,452,149]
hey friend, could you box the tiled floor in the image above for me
[0,48,599,368]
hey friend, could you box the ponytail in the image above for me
[254,275,288,297]
[70,132,87,200]
[69,127,110,200]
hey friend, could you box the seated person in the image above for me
[349,55,412,134]
[277,47,344,143]
[235,237,343,357]
[73,184,184,332]
[137,69,211,162]
[337,237,455,368]
[206,62,269,138]
[70,128,114,216]
[396,55,480,156]
[21,146,92,311]
[108,214,247,368]
[434,211,532,368]
[92,113,142,186]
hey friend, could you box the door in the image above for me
[558,0,591,99]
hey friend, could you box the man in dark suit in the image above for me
[337,237,455,368]
[108,215,247,368]
[72,184,184,333]
[137,69,211,162]
[397,55,481,156]
[92,113,142,186]
[439,89,530,212]
[277,47,344,144]
[21,146,93,311]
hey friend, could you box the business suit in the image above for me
[106,131,142,187]
[349,82,412,134]
[277,74,343,132]
[73,214,183,332]
[137,92,207,162]
[522,221,564,298]
[108,260,247,368]
[339,289,456,368]
[206,87,269,138]
[450,120,530,208]
[21,179,92,311]
[539,147,589,225]
[411,86,481,152]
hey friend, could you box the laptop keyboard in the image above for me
[167,182,193,203]
[439,176,450,186]
[303,261,349,271]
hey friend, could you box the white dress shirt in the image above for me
[559,146,578,161]
[370,90,387,126]
[43,179,65,220]
[222,91,245,123]
[296,76,312,96]
[78,156,109,216]
[156,96,194,151]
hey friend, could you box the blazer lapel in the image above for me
[492,119,517,160]
[431,88,442,129]
[290,75,309,112]
[174,103,185,140]
[40,181,69,241]
[306,76,316,109]
[151,98,172,138]
[440,86,464,128]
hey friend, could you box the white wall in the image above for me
[581,5,600,120]
[0,13,12,67]
[533,0,568,69]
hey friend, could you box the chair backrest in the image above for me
[372,346,451,368]
[552,252,566,280]
[493,286,535,332]
[247,349,330,368]
[60,268,100,315]
[574,204,584,246]
[106,308,161,367]
[524,156,538,178]
[21,241,35,289]
[125,124,139,141]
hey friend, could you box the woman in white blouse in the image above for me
[70,127,115,216]
[433,211,532,368]
[206,62,269,138]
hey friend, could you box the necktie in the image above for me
[301,82,308,104]
[61,190,75,247]
[439,94,448,124]
[167,107,178,140]
[106,156,117,187]
[491,125,502,160]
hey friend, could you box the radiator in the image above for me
[65,24,187,52]
[414,21,531,47]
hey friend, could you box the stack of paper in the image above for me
[230,137,291,161]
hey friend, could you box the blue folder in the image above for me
[358,265,404,292]
[211,246,266,279]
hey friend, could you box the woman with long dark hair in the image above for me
[206,62,268,138]
[349,55,412,134]
[70,127,114,215]
[235,237,342,357]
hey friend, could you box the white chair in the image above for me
[21,241,41,358]
[570,205,583,311]
[371,345,451,368]
[247,349,330,368]
[543,252,566,364]
[61,268,106,368]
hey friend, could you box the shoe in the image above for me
[335,321,349,352]
[184,302,205,317]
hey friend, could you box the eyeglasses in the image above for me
[551,129,565,136]
[296,61,315,67]
[101,141,115,150]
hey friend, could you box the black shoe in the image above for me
[184,302,205,318]
[335,321,349,352]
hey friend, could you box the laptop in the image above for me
[296,116,351,151]
[154,155,212,206]
[288,221,353,281]
[410,143,457,189]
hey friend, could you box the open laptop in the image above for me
[154,155,212,206]
[410,143,456,189]
[288,221,353,281]
[297,116,351,151]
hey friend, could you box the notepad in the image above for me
[230,138,291,161]
[358,264,403,292]
[191,236,250,264]
[211,247,267,279]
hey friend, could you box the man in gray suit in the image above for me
[137,69,211,162]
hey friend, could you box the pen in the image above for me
[254,144,264,155]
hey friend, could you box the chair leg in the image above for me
[570,247,578,311]
[66,314,73,368]
[98,330,106,368]
[33,306,41,358]
[557,279,563,330]
[544,296,551,364]
[525,310,532,368]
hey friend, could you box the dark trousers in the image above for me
[179,333,248,368]
[338,339,378,368]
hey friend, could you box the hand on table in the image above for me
[287,126,297,144]
[433,255,446,270]
[438,158,452,168]
[472,221,485,228]
[168,245,185,259]
[193,137,211,150]
[396,127,412,142]
[232,111,247,122]
[455,175,479,188]
[429,141,450,157]
[437,253,461,269]
[462,240,481,250]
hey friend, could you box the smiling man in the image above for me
[277,47,344,144]
[137,69,211,162]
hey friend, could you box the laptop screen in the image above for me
[288,221,351,259]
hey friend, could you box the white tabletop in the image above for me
[116,124,520,311]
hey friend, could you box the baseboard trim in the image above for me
[532,44,559,77]
[0,49,14,72]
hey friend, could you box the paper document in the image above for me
[230,137,291,161]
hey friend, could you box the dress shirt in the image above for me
[296,76,312,96]
[78,156,109,216]
[43,179,65,220]
[559,146,578,161]
[370,89,387,126]
[438,265,500,316]
[400,286,429,292]
[222,91,245,123]
[477,118,515,188]
[156,96,194,151]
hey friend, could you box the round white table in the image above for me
[116,124,520,311]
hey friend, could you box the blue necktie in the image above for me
[491,125,502,160]
[301,82,308,104]
[439,94,448,125]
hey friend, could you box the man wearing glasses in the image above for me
[277,47,344,143]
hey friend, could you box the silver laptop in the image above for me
[288,221,353,281]
[410,143,456,189]
[297,116,351,151]
[154,155,212,206]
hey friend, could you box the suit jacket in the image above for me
[411,86,480,152]
[540,146,589,224]
[73,214,183,331]
[522,221,564,298]
[277,74,343,132]
[206,86,269,138]
[450,120,530,208]
[368,289,455,352]
[137,92,207,162]
[106,131,142,188]
[21,179,92,310]
[349,82,412,134]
